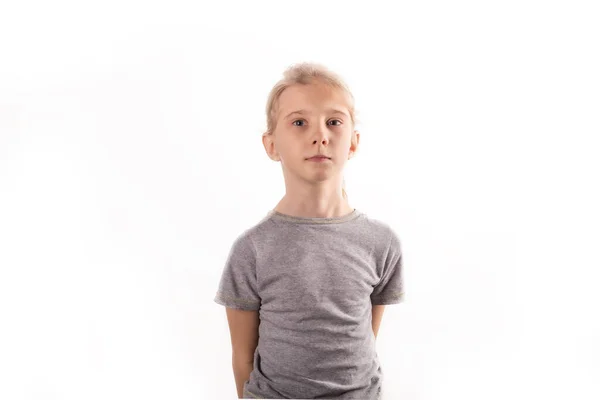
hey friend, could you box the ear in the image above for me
[262,132,280,162]
[348,130,360,159]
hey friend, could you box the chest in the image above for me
[256,239,379,312]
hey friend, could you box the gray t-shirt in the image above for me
[214,208,403,399]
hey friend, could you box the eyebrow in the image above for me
[283,108,349,119]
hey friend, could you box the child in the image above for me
[214,62,404,399]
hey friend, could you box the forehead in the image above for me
[277,82,350,116]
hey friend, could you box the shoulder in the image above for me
[357,211,402,248]
[228,212,277,251]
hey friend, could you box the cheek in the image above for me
[338,134,353,149]
[277,141,302,160]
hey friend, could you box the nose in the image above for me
[312,123,330,145]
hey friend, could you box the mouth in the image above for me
[307,156,331,160]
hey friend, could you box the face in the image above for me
[262,82,360,190]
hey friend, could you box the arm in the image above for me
[371,305,386,340]
[225,307,260,399]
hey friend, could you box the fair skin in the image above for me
[262,80,360,219]
[228,80,387,399]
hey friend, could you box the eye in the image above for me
[292,119,305,127]
[328,119,343,126]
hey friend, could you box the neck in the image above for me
[273,185,353,219]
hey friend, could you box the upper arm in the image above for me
[371,305,386,339]
[370,228,404,305]
[225,307,260,363]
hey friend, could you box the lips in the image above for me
[308,156,331,160]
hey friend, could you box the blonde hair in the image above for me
[263,62,357,200]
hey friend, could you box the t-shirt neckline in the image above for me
[268,208,361,224]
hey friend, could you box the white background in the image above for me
[1,1,598,399]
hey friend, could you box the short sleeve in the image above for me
[371,228,404,305]
[214,233,261,311]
